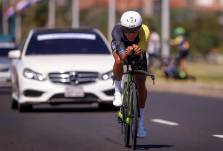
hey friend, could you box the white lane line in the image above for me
[212,134,223,139]
[151,119,179,126]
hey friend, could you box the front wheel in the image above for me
[130,83,139,150]
[122,82,130,147]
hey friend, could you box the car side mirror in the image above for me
[8,50,21,59]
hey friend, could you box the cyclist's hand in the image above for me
[125,46,134,56]
[132,44,142,55]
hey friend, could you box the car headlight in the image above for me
[23,68,46,81]
[100,70,113,80]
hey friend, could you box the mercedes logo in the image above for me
[69,71,79,85]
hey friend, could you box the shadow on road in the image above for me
[18,105,119,113]
[136,144,173,150]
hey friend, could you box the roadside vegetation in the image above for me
[1,2,223,87]
[1,3,223,57]
[153,61,223,88]
[188,62,223,85]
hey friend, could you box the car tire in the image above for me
[11,98,18,109]
[18,103,33,112]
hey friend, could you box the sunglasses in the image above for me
[122,26,141,34]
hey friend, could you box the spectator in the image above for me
[146,26,161,69]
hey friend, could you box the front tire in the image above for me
[122,83,130,147]
[124,118,130,147]
[130,83,138,150]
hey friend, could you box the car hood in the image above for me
[22,55,114,73]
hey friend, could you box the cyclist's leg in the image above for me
[112,52,123,106]
[134,74,147,137]
[133,52,148,108]
[133,53,148,137]
[179,50,189,73]
[134,74,147,108]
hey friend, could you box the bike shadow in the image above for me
[135,144,173,150]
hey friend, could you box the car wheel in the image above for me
[11,98,18,109]
[18,103,33,112]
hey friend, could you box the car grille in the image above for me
[48,71,99,85]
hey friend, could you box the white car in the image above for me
[9,28,114,111]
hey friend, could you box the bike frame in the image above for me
[120,64,155,149]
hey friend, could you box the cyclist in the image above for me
[164,27,195,80]
[170,27,190,75]
[111,11,150,138]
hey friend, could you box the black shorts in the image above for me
[175,50,189,65]
[178,50,189,59]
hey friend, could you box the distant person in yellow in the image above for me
[170,27,190,74]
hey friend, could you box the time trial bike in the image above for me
[118,64,155,150]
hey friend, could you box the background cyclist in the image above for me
[111,11,150,138]
[170,27,190,75]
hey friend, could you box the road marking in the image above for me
[151,119,179,126]
[212,134,223,139]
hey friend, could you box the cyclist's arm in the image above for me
[111,40,130,62]
[111,25,131,62]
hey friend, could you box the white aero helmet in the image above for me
[120,11,142,29]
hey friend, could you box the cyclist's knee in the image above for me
[135,75,146,83]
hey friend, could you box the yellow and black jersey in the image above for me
[111,24,150,71]
[111,24,150,54]
[171,35,190,51]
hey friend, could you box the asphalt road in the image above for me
[0,87,222,151]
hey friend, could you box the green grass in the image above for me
[187,62,223,85]
[152,61,223,87]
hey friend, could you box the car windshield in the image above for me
[26,32,110,55]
